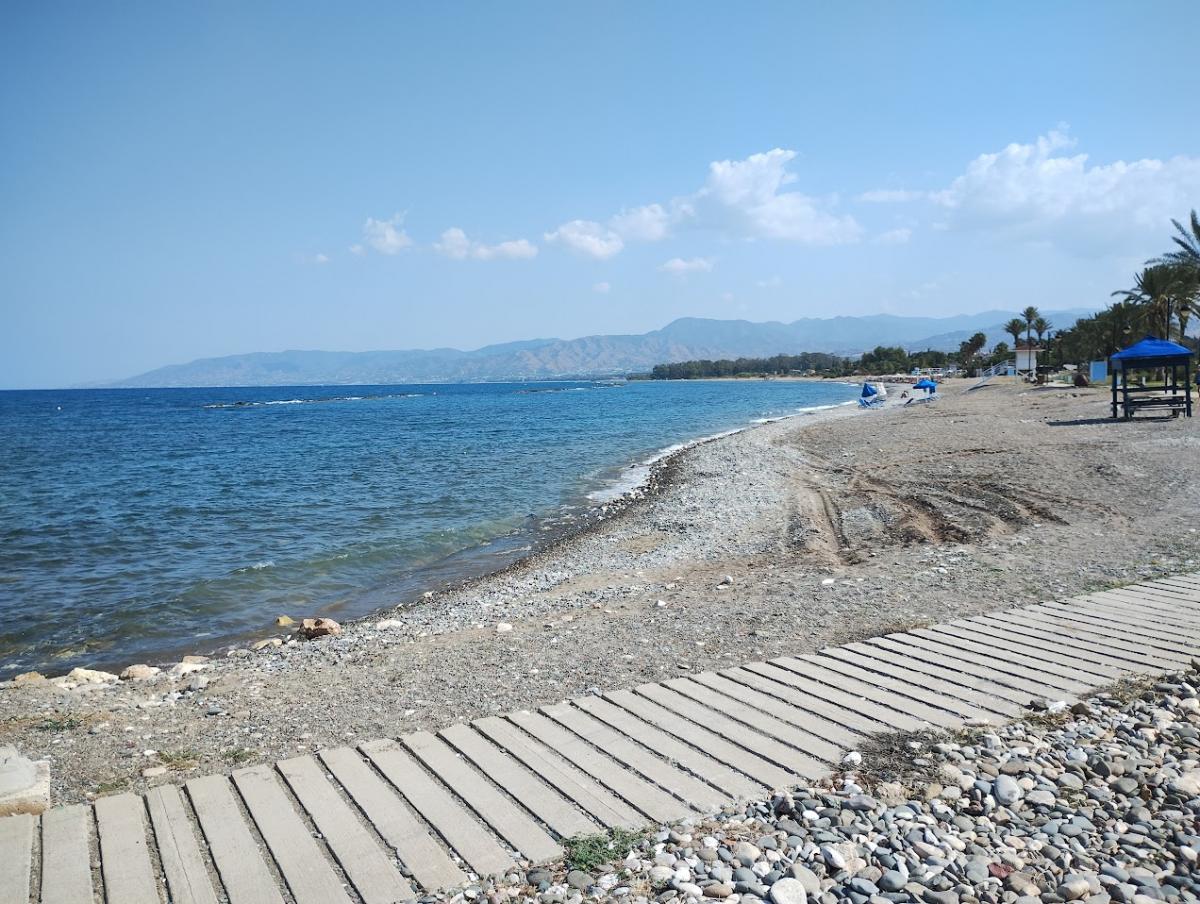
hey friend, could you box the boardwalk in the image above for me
[4,574,1200,903]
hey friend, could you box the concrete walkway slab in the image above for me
[4,572,1198,902]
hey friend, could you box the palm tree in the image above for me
[1004,318,1026,348]
[958,332,988,372]
[1033,316,1051,347]
[1151,209,1200,275]
[1148,210,1200,349]
[1021,306,1040,352]
[1112,265,1188,340]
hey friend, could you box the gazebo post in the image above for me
[1111,366,1118,419]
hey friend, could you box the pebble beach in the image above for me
[1,378,1199,809]
[451,666,1200,904]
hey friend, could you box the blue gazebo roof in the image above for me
[1110,336,1194,370]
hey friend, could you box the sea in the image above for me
[0,379,858,678]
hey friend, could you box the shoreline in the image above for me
[1,391,866,682]
[4,379,1199,805]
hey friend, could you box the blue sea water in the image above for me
[0,379,857,677]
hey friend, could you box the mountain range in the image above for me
[104,309,1097,387]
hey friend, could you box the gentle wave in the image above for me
[204,393,421,409]
[588,400,856,503]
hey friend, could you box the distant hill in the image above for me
[105,309,1098,387]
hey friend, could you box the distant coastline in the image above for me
[90,309,1095,389]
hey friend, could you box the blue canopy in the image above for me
[861,382,878,397]
[1110,336,1194,370]
[913,378,938,390]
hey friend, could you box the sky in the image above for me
[2,2,1199,388]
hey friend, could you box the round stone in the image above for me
[770,877,810,904]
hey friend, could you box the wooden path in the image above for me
[4,574,1200,903]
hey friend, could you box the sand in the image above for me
[2,377,1198,804]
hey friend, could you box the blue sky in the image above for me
[2,2,1198,387]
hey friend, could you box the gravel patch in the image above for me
[443,666,1200,904]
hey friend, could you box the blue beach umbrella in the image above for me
[913,378,938,392]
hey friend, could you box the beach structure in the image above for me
[1109,335,1194,419]
[908,377,938,403]
[858,382,884,408]
[5,573,1200,902]
[1015,346,1039,378]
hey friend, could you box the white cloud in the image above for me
[931,129,1200,253]
[434,227,472,259]
[695,149,863,244]
[434,227,537,261]
[659,256,714,275]
[482,238,538,260]
[361,213,412,255]
[593,281,611,293]
[609,203,671,241]
[545,148,860,260]
[313,253,330,264]
[875,228,913,245]
[349,244,365,256]
[756,275,782,288]
[543,219,625,259]
[859,189,925,203]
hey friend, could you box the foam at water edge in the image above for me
[586,399,857,503]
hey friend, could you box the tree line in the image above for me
[1050,212,1199,366]
[646,353,844,380]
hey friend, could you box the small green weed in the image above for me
[223,747,255,765]
[158,749,201,771]
[564,828,648,873]
[36,717,83,732]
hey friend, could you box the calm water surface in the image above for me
[0,380,857,676]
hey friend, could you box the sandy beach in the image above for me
[2,378,1199,805]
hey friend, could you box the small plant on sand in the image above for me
[223,747,255,766]
[1016,708,1073,730]
[95,780,128,796]
[1098,672,1161,705]
[564,828,648,873]
[36,716,83,732]
[829,619,932,648]
[849,728,954,790]
[158,749,201,771]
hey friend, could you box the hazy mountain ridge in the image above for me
[106,310,1097,387]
